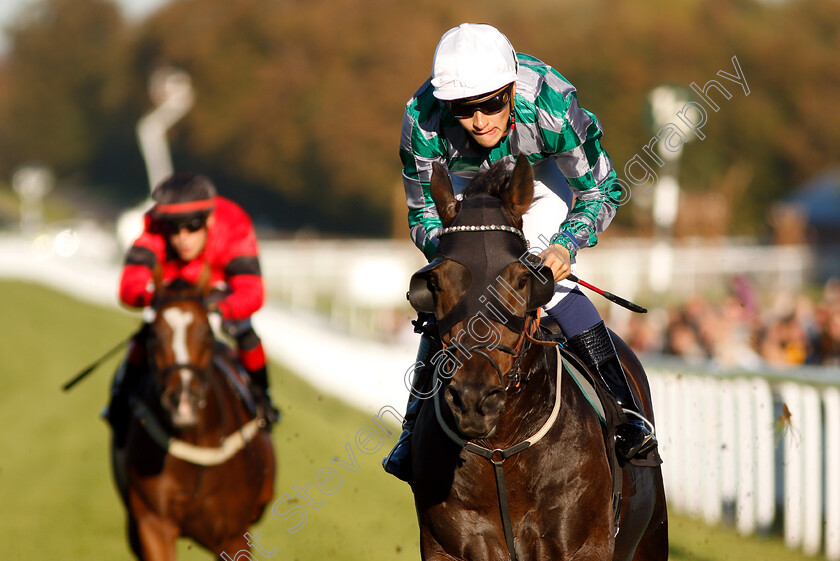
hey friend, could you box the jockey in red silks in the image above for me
[105,173,279,446]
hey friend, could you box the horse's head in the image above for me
[147,269,215,429]
[408,156,554,439]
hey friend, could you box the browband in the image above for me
[439,224,529,248]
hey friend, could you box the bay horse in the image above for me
[112,271,275,560]
[407,156,668,560]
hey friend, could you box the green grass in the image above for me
[0,280,824,560]
[0,280,416,560]
[668,515,820,561]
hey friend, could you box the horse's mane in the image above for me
[462,160,512,200]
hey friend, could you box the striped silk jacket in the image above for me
[400,53,621,261]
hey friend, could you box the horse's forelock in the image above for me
[158,278,204,304]
[461,161,523,227]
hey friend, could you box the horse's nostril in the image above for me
[165,391,179,409]
[445,386,464,412]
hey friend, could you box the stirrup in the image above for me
[623,409,655,436]
[617,409,657,459]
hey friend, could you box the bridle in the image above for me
[439,310,551,392]
[147,295,215,411]
[427,223,558,561]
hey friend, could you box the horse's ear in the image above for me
[505,155,534,219]
[430,162,459,226]
[196,262,212,297]
[152,263,163,294]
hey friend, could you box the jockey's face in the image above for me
[165,215,209,262]
[450,83,515,149]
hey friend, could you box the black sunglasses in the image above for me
[164,216,206,235]
[446,84,513,119]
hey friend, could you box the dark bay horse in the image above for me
[407,156,668,560]
[112,272,275,560]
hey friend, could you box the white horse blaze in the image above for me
[162,307,196,393]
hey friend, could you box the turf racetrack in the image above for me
[0,281,816,560]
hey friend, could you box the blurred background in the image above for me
[1,0,839,559]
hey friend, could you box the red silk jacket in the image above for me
[119,196,264,321]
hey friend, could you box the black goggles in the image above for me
[163,216,206,235]
[446,84,513,119]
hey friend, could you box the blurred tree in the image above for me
[0,0,135,183]
[0,0,837,237]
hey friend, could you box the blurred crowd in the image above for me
[615,276,840,370]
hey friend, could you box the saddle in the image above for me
[211,341,260,420]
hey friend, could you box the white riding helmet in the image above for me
[431,23,518,101]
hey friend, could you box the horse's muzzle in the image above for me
[444,383,506,439]
[163,386,202,429]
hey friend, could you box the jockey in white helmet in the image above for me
[383,23,655,483]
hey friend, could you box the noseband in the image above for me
[442,312,544,391]
[156,362,208,379]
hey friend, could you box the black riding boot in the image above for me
[103,359,145,449]
[566,321,656,461]
[248,365,280,427]
[382,332,440,483]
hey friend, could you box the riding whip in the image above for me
[62,338,127,391]
[567,274,647,314]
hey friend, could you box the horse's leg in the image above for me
[418,526,457,561]
[135,514,178,560]
[252,436,276,523]
[126,514,144,560]
[216,534,252,561]
[129,493,179,561]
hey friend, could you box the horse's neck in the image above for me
[495,345,559,443]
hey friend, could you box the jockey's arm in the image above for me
[216,259,264,321]
[535,69,621,258]
[400,93,448,262]
[119,244,159,309]
[212,209,265,321]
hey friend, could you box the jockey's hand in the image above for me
[539,243,572,283]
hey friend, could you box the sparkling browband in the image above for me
[439,224,529,248]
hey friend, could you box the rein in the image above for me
[434,343,564,561]
[133,355,261,466]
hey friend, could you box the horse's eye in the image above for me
[517,272,531,290]
[427,274,440,292]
